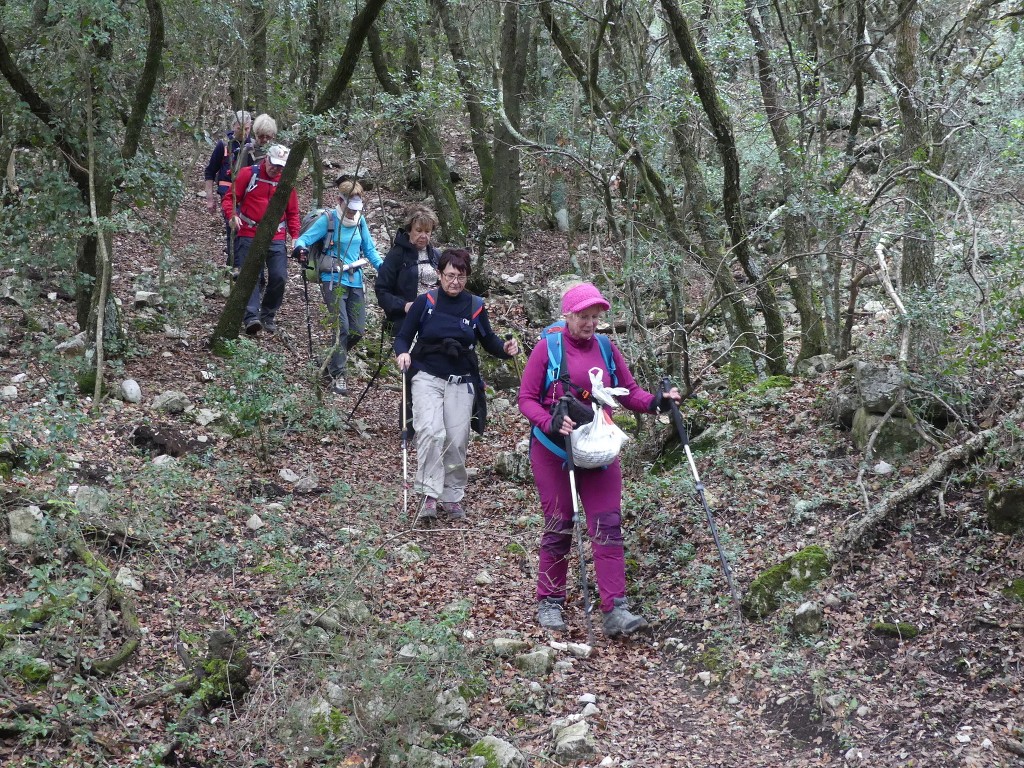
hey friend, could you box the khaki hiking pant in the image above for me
[411,371,474,503]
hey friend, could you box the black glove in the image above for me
[291,246,309,263]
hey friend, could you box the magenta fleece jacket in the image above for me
[518,331,657,433]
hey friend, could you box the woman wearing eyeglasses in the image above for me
[395,249,519,524]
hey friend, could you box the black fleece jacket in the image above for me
[374,229,440,333]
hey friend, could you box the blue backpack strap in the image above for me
[543,323,566,393]
[595,334,617,386]
[532,425,567,460]
[470,296,484,332]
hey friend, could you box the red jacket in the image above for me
[222,159,301,241]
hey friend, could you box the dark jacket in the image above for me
[204,131,250,195]
[374,229,440,333]
[394,290,510,379]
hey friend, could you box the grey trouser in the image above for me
[411,371,474,502]
[319,283,365,378]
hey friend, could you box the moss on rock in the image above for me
[742,545,832,619]
[1003,579,1024,604]
[870,621,920,639]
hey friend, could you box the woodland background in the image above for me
[1,0,1023,765]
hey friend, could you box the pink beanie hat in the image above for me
[561,282,611,314]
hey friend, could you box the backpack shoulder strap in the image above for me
[595,334,617,386]
[543,325,565,394]
[418,288,438,325]
[324,210,338,250]
[469,296,484,331]
[244,163,260,195]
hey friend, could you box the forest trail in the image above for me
[170,175,826,766]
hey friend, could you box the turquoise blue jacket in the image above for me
[295,211,382,288]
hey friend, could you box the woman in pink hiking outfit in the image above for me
[518,282,681,637]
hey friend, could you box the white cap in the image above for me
[267,144,290,166]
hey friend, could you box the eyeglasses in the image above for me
[441,272,467,283]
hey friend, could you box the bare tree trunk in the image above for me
[743,0,827,364]
[894,0,935,289]
[659,0,786,375]
[367,27,465,242]
[490,0,531,241]
[0,0,163,338]
[430,0,494,191]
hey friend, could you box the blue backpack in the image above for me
[532,321,617,461]
[540,320,617,395]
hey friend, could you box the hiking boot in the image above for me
[442,501,466,520]
[262,318,277,334]
[244,320,262,336]
[537,597,567,631]
[330,376,348,395]
[416,496,438,526]
[602,597,649,638]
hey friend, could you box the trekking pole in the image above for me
[562,408,595,646]
[662,377,743,626]
[300,268,314,360]
[346,321,387,423]
[401,368,410,516]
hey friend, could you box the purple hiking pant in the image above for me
[531,439,626,613]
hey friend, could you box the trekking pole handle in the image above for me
[661,377,689,445]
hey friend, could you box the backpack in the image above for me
[417,288,488,435]
[540,321,617,395]
[419,288,485,335]
[531,321,617,461]
[244,163,278,195]
[298,208,339,282]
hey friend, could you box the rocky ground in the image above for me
[2,141,1023,768]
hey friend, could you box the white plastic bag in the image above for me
[570,403,629,468]
[587,366,629,409]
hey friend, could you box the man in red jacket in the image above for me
[222,144,301,335]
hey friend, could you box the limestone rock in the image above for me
[407,746,453,768]
[986,485,1024,534]
[792,601,824,636]
[115,566,144,591]
[75,486,112,518]
[120,379,143,404]
[469,735,527,768]
[553,719,596,760]
[152,390,191,414]
[513,647,555,677]
[56,332,88,358]
[851,408,925,459]
[428,688,469,732]
[8,505,44,547]
[492,637,531,657]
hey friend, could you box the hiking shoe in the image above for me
[416,496,438,526]
[602,597,649,638]
[262,318,277,334]
[244,320,262,336]
[442,501,466,520]
[330,376,348,395]
[537,597,567,631]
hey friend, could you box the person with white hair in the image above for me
[203,110,252,260]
